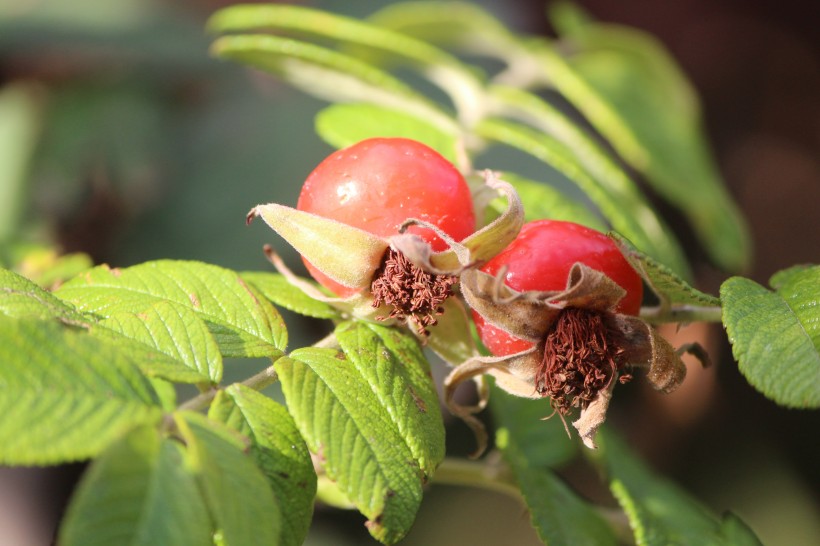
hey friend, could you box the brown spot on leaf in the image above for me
[189,292,200,308]
[408,386,427,413]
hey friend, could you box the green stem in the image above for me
[432,456,521,499]
[640,304,722,324]
[177,331,339,413]
[432,455,633,543]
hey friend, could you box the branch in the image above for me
[640,304,722,324]
[178,331,339,412]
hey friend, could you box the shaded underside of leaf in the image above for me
[0,317,163,465]
[597,431,761,545]
[550,23,751,272]
[721,270,820,408]
[493,384,616,545]
[58,426,212,546]
[490,383,577,469]
[209,385,317,546]
[54,260,287,357]
[611,233,720,307]
[176,411,282,546]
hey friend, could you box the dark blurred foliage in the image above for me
[0,0,817,545]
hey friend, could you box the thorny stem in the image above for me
[640,304,723,325]
[432,456,633,542]
[177,332,339,412]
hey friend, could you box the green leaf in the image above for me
[315,103,460,165]
[507,445,618,545]
[611,233,720,307]
[547,23,751,271]
[721,266,820,408]
[98,301,223,384]
[490,384,577,469]
[494,172,606,231]
[207,4,482,121]
[209,3,457,69]
[493,385,616,545]
[548,1,594,35]
[717,512,764,546]
[176,411,281,546]
[0,267,86,322]
[367,2,527,62]
[0,317,163,465]
[209,385,316,546]
[241,271,339,319]
[89,326,213,386]
[597,431,761,545]
[475,117,689,277]
[59,426,211,546]
[211,34,453,134]
[334,321,445,477]
[279,322,444,544]
[55,260,287,358]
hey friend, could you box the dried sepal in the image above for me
[390,171,524,275]
[616,316,687,393]
[444,349,542,457]
[249,204,458,328]
[248,203,389,291]
[460,263,628,343]
[450,261,689,453]
[572,383,614,449]
[425,297,478,366]
[261,246,371,314]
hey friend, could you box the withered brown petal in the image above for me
[572,384,614,449]
[444,348,542,457]
[618,316,687,393]
[460,269,562,343]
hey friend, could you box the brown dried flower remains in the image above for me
[538,307,630,416]
[370,247,457,336]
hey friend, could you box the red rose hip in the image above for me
[473,220,643,356]
[297,137,475,297]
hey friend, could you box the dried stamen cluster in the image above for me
[537,307,629,415]
[371,248,457,336]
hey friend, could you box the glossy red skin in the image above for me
[297,138,475,297]
[473,220,643,356]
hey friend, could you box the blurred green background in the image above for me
[1,1,818,545]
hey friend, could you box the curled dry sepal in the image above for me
[445,263,688,454]
[246,171,524,364]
